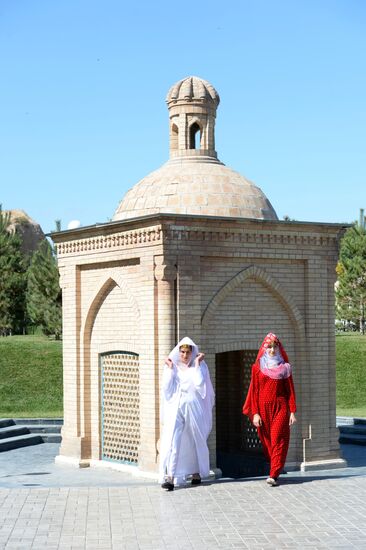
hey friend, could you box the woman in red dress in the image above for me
[243,333,296,486]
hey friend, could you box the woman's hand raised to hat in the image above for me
[165,357,173,369]
[195,352,205,367]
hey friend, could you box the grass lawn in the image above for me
[336,333,366,418]
[0,335,62,417]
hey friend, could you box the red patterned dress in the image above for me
[243,334,296,480]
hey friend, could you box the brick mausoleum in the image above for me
[52,76,347,477]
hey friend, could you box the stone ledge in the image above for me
[55,455,90,468]
[300,458,347,472]
[89,459,159,479]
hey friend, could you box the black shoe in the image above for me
[161,480,174,491]
[191,476,201,486]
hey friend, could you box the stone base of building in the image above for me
[89,460,221,482]
[55,455,90,468]
[284,461,301,472]
[89,459,159,480]
[55,454,222,482]
[300,458,347,472]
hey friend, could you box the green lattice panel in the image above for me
[101,352,140,464]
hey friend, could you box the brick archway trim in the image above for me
[82,270,140,340]
[201,265,305,335]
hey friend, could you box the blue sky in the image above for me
[0,0,365,233]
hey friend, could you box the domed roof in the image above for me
[166,76,220,106]
[112,159,277,221]
[113,76,278,222]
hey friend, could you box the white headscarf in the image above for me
[165,336,215,426]
[168,336,199,367]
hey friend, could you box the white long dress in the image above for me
[159,337,215,484]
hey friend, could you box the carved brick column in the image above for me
[152,255,177,468]
[154,256,177,373]
[56,264,90,467]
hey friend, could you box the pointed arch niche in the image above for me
[189,121,202,149]
[170,123,179,151]
[81,273,141,462]
[202,265,305,335]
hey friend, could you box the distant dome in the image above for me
[113,76,277,222]
[67,220,81,230]
[166,76,220,106]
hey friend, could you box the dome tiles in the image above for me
[113,160,277,221]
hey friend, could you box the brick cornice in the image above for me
[54,225,162,257]
[53,218,343,257]
[166,225,338,247]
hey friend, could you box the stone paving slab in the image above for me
[0,443,365,549]
[1,477,366,549]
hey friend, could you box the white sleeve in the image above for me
[193,362,207,398]
[162,365,178,401]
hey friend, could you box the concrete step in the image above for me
[336,416,354,426]
[339,425,366,436]
[17,424,62,435]
[13,419,62,444]
[0,418,63,449]
[0,426,29,440]
[14,425,62,442]
[354,418,366,426]
[337,417,366,445]
[41,433,61,443]
[0,433,43,452]
[0,419,16,429]
[13,418,63,426]
[339,433,366,446]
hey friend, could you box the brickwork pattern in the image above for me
[52,215,345,475]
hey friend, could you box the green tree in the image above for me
[26,239,62,339]
[336,223,366,334]
[0,206,27,335]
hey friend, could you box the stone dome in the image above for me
[166,76,220,107]
[113,159,277,220]
[113,76,278,222]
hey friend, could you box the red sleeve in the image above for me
[286,374,297,413]
[242,364,260,419]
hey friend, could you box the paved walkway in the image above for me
[0,444,365,549]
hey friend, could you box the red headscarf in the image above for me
[255,332,289,364]
[242,333,291,419]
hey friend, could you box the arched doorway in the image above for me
[216,349,268,478]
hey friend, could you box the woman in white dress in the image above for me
[159,337,215,491]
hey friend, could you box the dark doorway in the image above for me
[216,350,268,478]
